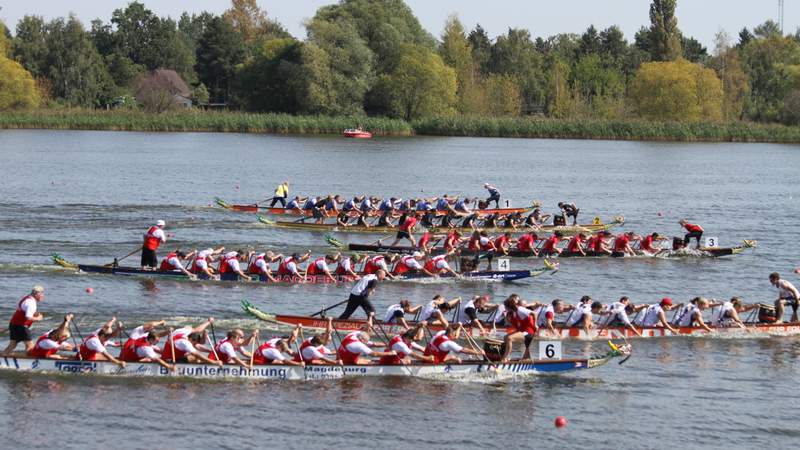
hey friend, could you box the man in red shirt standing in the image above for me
[679,219,704,248]
[3,286,45,355]
[387,213,418,247]
[142,220,167,269]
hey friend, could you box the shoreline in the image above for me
[2,110,800,143]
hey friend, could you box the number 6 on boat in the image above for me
[538,341,562,360]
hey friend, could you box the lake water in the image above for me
[0,130,799,449]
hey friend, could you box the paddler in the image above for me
[119,320,172,367]
[417,231,443,254]
[190,247,225,279]
[337,330,396,365]
[247,251,282,282]
[770,272,800,323]
[483,183,501,208]
[208,328,258,369]
[679,219,704,248]
[423,251,461,278]
[443,229,464,253]
[454,294,497,336]
[557,202,580,226]
[285,195,306,214]
[613,231,640,256]
[474,230,496,270]
[217,250,253,282]
[268,181,289,207]
[596,297,642,336]
[494,232,514,256]
[253,326,305,366]
[516,232,539,256]
[158,250,197,279]
[78,318,126,368]
[423,323,484,364]
[562,296,597,335]
[533,299,569,337]
[306,254,341,283]
[565,233,587,256]
[633,298,678,333]
[712,297,758,329]
[276,251,312,280]
[670,297,713,332]
[161,318,222,365]
[524,208,548,228]
[386,212,418,248]
[640,232,667,253]
[362,254,398,280]
[585,231,613,255]
[295,318,339,365]
[540,232,563,256]
[418,295,461,326]
[380,325,434,364]
[499,294,537,361]
[3,285,45,355]
[383,299,422,330]
[141,220,168,269]
[335,254,365,280]
[392,252,437,278]
[338,270,385,320]
[26,314,75,359]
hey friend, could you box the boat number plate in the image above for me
[497,258,510,272]
[539,341,562,360]
[705,237,718,248]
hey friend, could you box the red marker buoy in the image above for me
[555,416,567,428]
[86,287,94,294]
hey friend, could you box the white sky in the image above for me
[0,0,794,49]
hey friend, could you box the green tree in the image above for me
[648,0,682,61]
[709,31,750,120]
[682,36,708,63]
[599,26,628,67]
[484,74,521,116]
[740,34,800,121]
[578,25,601,56]
[572,54,624,100]
[223,0,288,50]
[489,28,547,113]
[195,16,246,103]
[44,16,115,106]
[629,59,722,121]
[375,44,456,120]
[468,24,492,73]
[12,15,48,77]
[178,12,216,48]
[0,55,40,109]
[754,20,782,39]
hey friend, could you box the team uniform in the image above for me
[379,335,423,365]
[277,256,301,279]
[337,332,374,364]
[142,225,166,268]
[217,251,242,281]
[392,255,423,275]
[8,295,38,343]
[423,330,463,363]
[671,303,700,327]
[247,253,273,281]
[383,304,407,324]
[27,330,70,358]
[159,252,184,271]
[253,338,288,364]
[338,274,379,319]
[634,304,666,327]
[119,326,160,362]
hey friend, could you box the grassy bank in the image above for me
[2,109,800,143]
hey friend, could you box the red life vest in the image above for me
[418,232,432,248]
[293,338,315,362]
[363,256,385,274]
[479,237,495,251]
[542,236,560,252]
[424,255,447,273]
[27,332,60,358]
[248,255,266,274]
[509,309,537,335]
[517,234,536,252]
[399,216,417,232]
[392,256,417,275]
[444,232,460,250]
[79,336,103,361]
[683,223,704,233]
[494,235,509,250]
[335,258,351,275]
[208,338,236,363]
[306,257,327,275]
[641,235,656,252]
[337,333,364,364]
[277,257,296,276]
[613,235,630,252]
[161,332,188,361]
[190,255,208,274]
[566,235,583,252]
[143,226,162,251]
[423,333,452,364]
[253,338,280,365]
[379,335,408,365]
[9,296,36,327]
[218,254,237,274]
[159,252,179,271]
[588,235,604,252]
[120,336,152,362]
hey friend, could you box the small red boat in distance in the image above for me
[343,128,372,138]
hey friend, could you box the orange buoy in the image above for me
[555,416,567,428]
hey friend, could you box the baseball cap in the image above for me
[660,297,673,306]
[412,252,423,258]
[156,220,166,227]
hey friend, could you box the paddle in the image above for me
[106,246,143,267]
[368,234,393,246]
[69,318,85,360]
[209,322,221,361]
[310,299,349,317]
[249,333,258,368]
[169,327,176,364]
[328,322,347,377]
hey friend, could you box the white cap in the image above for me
[32,285,45,293]
[412,252,423,258]
[156,220,166,227]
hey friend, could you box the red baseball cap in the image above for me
[660,297,673,306]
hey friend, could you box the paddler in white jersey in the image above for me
[190,247,225,279]
[336,330,395,365]
[770,272,800,323]
[634,298,678,333]
[534,299,569,337]
[670,297,713,332]
[711,297,757,329]
[294,318,339,365]
[247,251,282,282]
[158,250,197,279]
[454,295,497,336]
[161,318,222,366]
[218,250,253,282]
[418,295,461,326]
[335,254,365,280]
[596,296,642,336]
[379,325,434,365]
[564,296,600,335]
[208,328,258,369]
[253,325,305,366]
[383,299,422,330]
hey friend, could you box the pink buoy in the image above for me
[555,416,567,428]
[86,287,94,294]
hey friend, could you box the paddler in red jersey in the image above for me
[362,254,398,280]
[295,318,339,365]
[119,320,174,370]
[27,314,75,359]
[141,220,168,269]
[335,254,365,280]
[392,252,437,277]
[337,330,395,365]
[423,251,461,278]
[276,251,312,281]
[499,294,537,362]
[585,231,613,255]
[159,250,197,279]
[516,232,538,256]
[679,219,704,248]
[247,251,282,282]
[78,318,126,368]
[306,254,341,283]
[494,232,514,256]
[380,325,434,365]
[161,318,222,366]
[540,232,563,256]
[640,232,667,254]
[3,285,46,355]
[443,229,464,253]
[253,325,305,366]
[417,231,444,254]
[208,328,258,369]
[190,247,225,279]
[565,233,587,256]
[217,250,253,282]
[613,231,640,256]
[473,230,496,270]
[423,323,483,364]
[387,212,418,248]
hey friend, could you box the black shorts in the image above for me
[524,334,534,347]
[9,324,32,342]
[141,248,158,268]
[396,231,410,240]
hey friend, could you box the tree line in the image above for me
[1,0,799,125]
